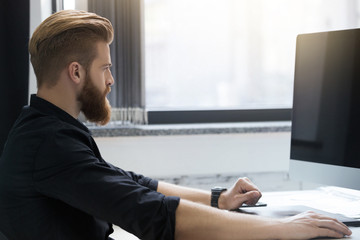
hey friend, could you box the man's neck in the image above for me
[37,87,81,119]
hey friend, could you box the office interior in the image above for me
[1,1,360,239]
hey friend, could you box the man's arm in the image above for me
[157,181,211,205]
[174,199,352,240]
[158,179,352,239]
[157,177,261,210]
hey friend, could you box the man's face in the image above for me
[78,41,114,125]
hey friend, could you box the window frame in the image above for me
[147,108,291,124]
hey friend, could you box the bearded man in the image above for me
[0,10,351,240]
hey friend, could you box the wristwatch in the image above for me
[211,187,227,208]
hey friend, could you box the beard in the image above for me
[79,74,112,126]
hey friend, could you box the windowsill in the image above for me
[88,121,291,137]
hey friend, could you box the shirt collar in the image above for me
[29,94,90,133]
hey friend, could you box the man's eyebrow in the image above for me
[102,63,112,67]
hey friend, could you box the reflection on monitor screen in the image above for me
[290,28,360,190]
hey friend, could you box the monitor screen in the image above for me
[289,28,360,190]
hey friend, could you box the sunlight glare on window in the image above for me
[63,0,76,10]
[144,0,360,110]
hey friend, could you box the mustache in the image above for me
[103,86,111,97]
[105,86,111,95]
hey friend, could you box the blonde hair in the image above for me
[29,10,114,88]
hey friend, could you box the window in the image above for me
[63,0,86,10]
[62,0,360,124]
[145,0,360,111]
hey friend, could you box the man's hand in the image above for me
[218,177,262,210]
[279,211,352,239]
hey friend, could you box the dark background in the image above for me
[0,0,30,156]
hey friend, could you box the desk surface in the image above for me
[257,187,360,239]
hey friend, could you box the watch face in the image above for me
[212,187,227,192]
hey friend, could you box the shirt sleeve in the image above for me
[33,127,180,240]
[105,161,159,191]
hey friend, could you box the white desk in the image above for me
[250,187,360,239]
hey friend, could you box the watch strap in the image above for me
[211,187,227,208]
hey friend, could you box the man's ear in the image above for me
[68,62,84,84]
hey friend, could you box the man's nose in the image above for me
[107,73,114,86]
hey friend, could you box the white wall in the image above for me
[95,132,291,177]
[29,0,52,99]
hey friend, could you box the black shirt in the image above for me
[0,95,180,240]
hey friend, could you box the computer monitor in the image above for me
[289,28,360,191]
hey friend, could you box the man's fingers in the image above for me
[221,177,263,210]
[316,227,346,239]
[303,211,351,234]
[237,177,261,193]
[238,190,261,206]
[289,211,352,238]
[315,219,352,237]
